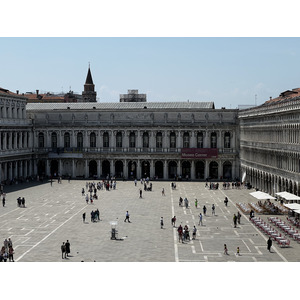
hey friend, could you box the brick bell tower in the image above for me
[82,64,97,102]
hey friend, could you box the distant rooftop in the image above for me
[26,101,215,111]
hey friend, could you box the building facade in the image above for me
[239,88,300,196]
[26,102,240,181]
[0,87,34,184]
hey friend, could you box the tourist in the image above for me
[195,198,198,208]
[224,197,228,206]
[267,237,272,252]
[198,213,203,226]
[192,226,197,240]
[203,205,207,216]
[160,217,164,229]
[65,240,70,257]
[61,242,66,259]
[224,244,228,255]
[124,211,130,223]
[212,204,216,215]
[233,214,237,228]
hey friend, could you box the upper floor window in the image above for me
[183,132,190,148]
[103,132,109,148]
[197,132,203,148]
[51,132,57,148]
[116,132,122,148]
[38,132,44,148]
[170,132,176,148]
[143,132,149,148]
[224,132,231,148]
[129,132,136,148]
[156,132,162,148]
[211,132,217,148]
[64,132,70,148]
[77,132,83,148]
[90,132,96,148]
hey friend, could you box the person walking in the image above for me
[192,226,197,240]
[198,213,203,226]
[212,204,215,215]
[236,247,240,256]
[195,198,198,208]
[139,188,142,198]
[82,212,86,223]
[61,242,66,259]
[267,237,272,252]
[224,197,228,206]
[124,211,130,222]
[2,196,5,207]
[224,244,228,255]
[203,205,207,216]
[162,188,165,196]
[237,211,241,224]
[233,214,237,228]
[65,240,70,257]
[171,216,176,227]
[160,217,164,229]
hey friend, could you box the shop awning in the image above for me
[250,191,276,200]
[275,191,300,201]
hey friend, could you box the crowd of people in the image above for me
[0,238,14,262]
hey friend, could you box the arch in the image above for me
[155,161,164,178]
[37,160,46,177]
[170,132,176,148]
[129,132,136,148]
[182,161,191,179]
[223,161,232,180]
[50,160,59,177]
[116,132,123,148]
[211,132,217,148]
[197,132,204,148]
[89,160,97,178]
[103,132,109,148]
[128,161,137,179]
[195,160,205,179]
[156,132,163,149]
[64,132,70,148]
[168,161,177,179]
[102,160,110,178]
[115,160,124,178]
[209,161,218,179]
[141,160,150,178]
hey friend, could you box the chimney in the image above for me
[16,90,19,94]
[36,90,39,96]
[269,96,272,101]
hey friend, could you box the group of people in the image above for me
[82,209,100,223]
[61,240,71,259]
[17,197,26,207]
[0,238,14,262]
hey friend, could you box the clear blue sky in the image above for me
[2,37,300,108]
[1,2,300,109]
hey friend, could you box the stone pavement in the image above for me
[1,179,299,262]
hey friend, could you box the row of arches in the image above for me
[243,166,300,196]
[38,159,234,180]
[38,130,233,150]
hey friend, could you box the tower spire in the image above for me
[82,64,97,102]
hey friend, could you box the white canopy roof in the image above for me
[283,203,300,210]
[250,191,276,200]
[294,209,300,214]
[275,191,300,201]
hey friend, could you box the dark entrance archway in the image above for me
[195,161,205,179]
[223,161,232,180]
[37,160,46,177]
[50,160,58,177]
[155,161,164,179]
[128,161,137,179]
[168,161,177,179]
[209,161,218,179]
[89,160,97,178]
[115,160,123,178]
[182,161,191,179]
[141,160,150,178]
[102,160,110,178]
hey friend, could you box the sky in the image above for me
[1,1,300,109]
[2,37,300,109]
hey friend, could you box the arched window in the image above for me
[77,132,83,148]
[224,132,231,148]
[116,132,122,148]
[90,132,96,148]
[51,132,57,149]
[197,132,203,148]
[103,132,109,148]
[156,132,162,149]
[129,132,136,148]
[170,132,176,148]
[211,132,217,148]
[38,132,44,148]
[64,132,70,148]
[143,132,149,148]
[183,132,190,148]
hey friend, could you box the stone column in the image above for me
[218,160,222,180]
[205,160,209,179]
[191,160,195,180]
[177,160,181,177]
[137,160,141,179]
[85,159,89,178]
[9,162,13,180]
[97,159,101,178]
[163,160,168,179]
[110,159,114,177]
[150,160,155,179]
[72,159,75,178]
